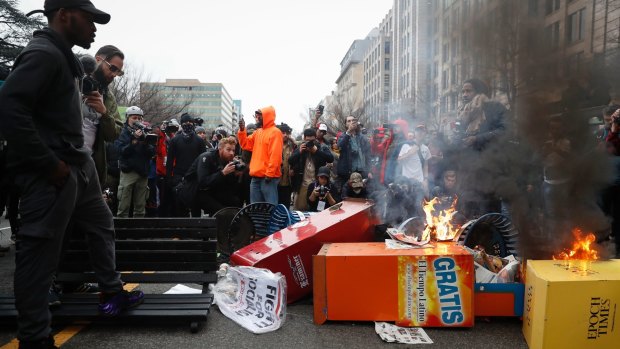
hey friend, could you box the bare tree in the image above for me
[324,92,372,132]
[0,0,44,70]
[109,61,194,124]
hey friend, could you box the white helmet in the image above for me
[126,106,144,117]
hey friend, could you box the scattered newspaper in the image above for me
[385,239,434,250]
[386,228,430,246]
[375,322,433,344]
[164,284,202,294]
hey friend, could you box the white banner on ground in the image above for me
[213,265,286,334]
[375,322,434,344]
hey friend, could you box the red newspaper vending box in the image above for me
[230,199,377,303]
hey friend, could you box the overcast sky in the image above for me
[17,0,392,131]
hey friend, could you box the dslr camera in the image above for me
[232,159,246,171]
[318,185,329,197]
[82,75,100,95]
[304,139,317,150]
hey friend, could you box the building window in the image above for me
[545,21,560,49]
[566,8,585,44]
[442,70,449,89]
[384,74,390,87]
[385,41,391,54]
[384,58,390,70]
[545,0,560,15]
[442,43,448,63]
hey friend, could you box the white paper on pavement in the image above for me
[375,322,434,344]
[213,265,287,334]
[164,284,202,294]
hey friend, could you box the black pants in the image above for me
[197,190,242,216]
[278,185,292,208]
[14,158,122,342]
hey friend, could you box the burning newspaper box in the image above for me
[313,242,474,327]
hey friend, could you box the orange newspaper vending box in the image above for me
[314,242,474,327]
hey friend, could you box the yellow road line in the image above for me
[0,283,140,348]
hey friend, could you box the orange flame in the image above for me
[552,228,599,261]
[422,197,460,241]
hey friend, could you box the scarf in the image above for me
[458,94,489,136]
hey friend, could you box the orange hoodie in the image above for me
[237,105,283,178]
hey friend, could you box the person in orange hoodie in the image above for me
[238,106,283,205]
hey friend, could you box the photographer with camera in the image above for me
[80,45,125,188]
[289,128,334,210]
[155,119,179,216]
[307,166,339,212]
[114,106,155,217]
[336,116,372,196]
[180,136,244,216]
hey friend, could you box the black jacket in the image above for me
[337,132,371,177]
[191,149,240,193]
[115,126,155,177]
[0,28,89,173]
[166,132,206,178]
[288,143,334,191]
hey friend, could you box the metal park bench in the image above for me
[0,217,218,333]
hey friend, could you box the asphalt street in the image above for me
[0,217,528,348]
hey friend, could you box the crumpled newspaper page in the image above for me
[385,239,434,250]
[375,322,433,344]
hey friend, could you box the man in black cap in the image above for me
[0,2,143,348]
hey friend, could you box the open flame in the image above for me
[422,197,460,241]
[552,228,599,261]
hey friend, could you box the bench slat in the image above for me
[114,229,216,239]
[64,251,216,262]
[56,272,217,285]
[60,262,219,272]
[69,240,216,250]
[114,218,216,229]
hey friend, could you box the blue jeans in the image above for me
[250,177,279,205]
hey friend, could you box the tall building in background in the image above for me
[333,36,373,120]
[391,0,433,122]
[363,10,393,126]
[141,79,234,131]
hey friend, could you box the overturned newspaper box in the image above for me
[313,242,474,327]
[230,199,376,303]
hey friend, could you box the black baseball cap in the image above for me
[27,0,111,24]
